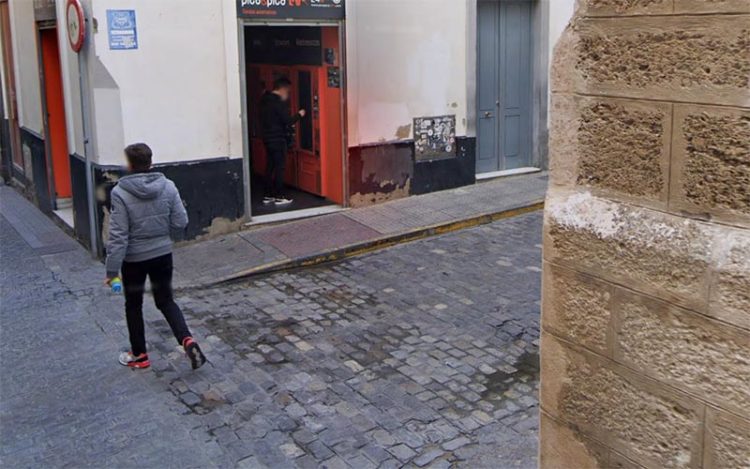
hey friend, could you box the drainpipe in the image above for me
[77,7,98,257]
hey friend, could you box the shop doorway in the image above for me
[243,24,345,219]
[0,0,23,176]
[38,25,72,224]
[476,0,535,177]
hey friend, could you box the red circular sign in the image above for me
[66,0,85,52]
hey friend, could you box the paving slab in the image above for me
[254,213,381,258]
[174,172,547,288]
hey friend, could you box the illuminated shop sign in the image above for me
[237,0,345,20]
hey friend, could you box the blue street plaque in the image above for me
[107,10,138,50]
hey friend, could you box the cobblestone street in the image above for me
[1,186,541,468]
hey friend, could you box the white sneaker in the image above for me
[118,351,150,369]
[275,197,293,206]
[262,196,276,205]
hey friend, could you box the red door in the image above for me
[40,28,71,199]
[295,67,321,196]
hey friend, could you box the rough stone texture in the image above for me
[544,6,750,468]
[542,263,612,355]
[539,412,608,469]
[545,192,713,310]
[710,231,750,330]
[703,409,750,469]
[670,105,750,227]
[615,291,750,416]
[553,16,750,107]
[550,94,670,208]
[576,0,672,16]
[675,0,750,14]
[542,334,704,468]
[609,452,647,469]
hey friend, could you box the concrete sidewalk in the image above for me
[174,172,548,289]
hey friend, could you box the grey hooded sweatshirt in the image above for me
[105,172,188,277]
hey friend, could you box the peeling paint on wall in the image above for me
[395,124,412,140]
[348,142,413,208]
[350,178,411,207]
[196,216,246,241]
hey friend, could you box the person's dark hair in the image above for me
[124,143,153,172]
[273,77,292,90]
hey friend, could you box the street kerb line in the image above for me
[176,200,545,292]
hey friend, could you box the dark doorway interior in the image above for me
[250,173,331,216]
[244,24,344,218]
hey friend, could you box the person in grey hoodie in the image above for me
[106,143,206,370]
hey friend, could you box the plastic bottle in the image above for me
[110,277,123,294]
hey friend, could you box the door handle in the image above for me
[484,111,493,118]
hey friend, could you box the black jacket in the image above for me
[259,91,301,145]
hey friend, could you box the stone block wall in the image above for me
[541,1,750,468]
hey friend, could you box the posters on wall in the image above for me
[414,115,457,161]
[107,10,138,50]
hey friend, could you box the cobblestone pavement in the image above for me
[1,185,541,468]
[154,211,541,468]
[0,192,215,468]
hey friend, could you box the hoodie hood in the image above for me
[261,91,282,105]
[117,172,167,200]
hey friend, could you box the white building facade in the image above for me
[0,0,574,254]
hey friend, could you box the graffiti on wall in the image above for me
[414,115,456,161]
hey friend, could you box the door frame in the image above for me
[36,20,61,209]
[471,0,549,176]
[0,0,24,180]
[237,18,349,223]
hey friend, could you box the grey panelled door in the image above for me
[477,0,533,174]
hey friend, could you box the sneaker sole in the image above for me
[119,354,150,368]
[128,361,151,369]
[187,344,207,370]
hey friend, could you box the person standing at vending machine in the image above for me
[259,77,306,206]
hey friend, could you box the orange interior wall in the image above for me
[246,26,344,204]
[319,26,344,205]
[40,28,71,199]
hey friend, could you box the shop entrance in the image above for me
[39,25,73,224]
[0,0,23,176]
[244,25,344,218]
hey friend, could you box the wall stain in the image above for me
[395,124,412,139]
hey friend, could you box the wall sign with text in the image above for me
[107,10,138,50]
[237,0,345,20]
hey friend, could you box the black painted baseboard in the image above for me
[347,137,477,202]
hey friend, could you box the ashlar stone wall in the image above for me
[541,1,749,468]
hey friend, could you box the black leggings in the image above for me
[264,141,287,198]
[122,253,191,355]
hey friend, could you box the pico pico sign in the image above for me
[237,0,345,20]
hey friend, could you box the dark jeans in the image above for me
[122,253,191,355]
[264,141,287,198]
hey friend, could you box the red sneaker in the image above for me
[182,337,207,370]
[118,351,150,369]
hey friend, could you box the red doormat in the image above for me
[254,213,381,258]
